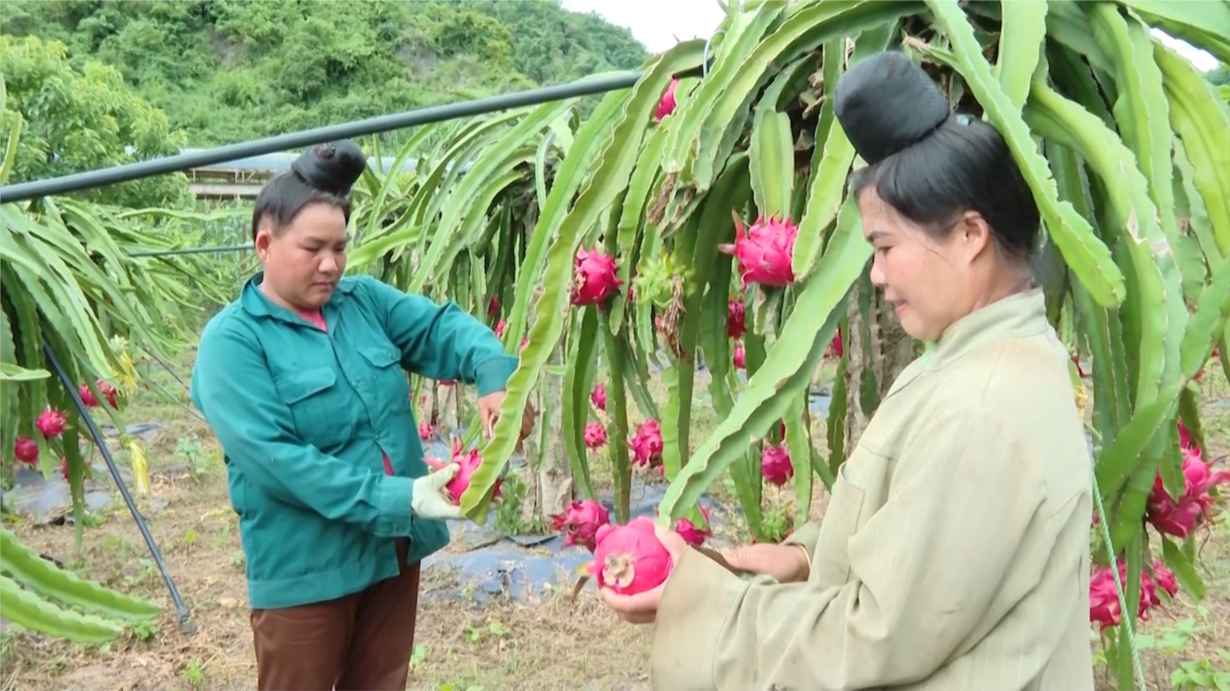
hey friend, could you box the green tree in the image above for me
[0,34,190,208]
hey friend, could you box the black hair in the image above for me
[834,51,1041,263]
[251,140,367,241]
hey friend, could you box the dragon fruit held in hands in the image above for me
[425,438,502,504]
[719,212,799,289]
[551,499,610,552]
[591,517,674,595]
[571,247,623,307]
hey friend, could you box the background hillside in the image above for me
[1,0,650,148]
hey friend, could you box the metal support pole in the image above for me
[41,341,196,635]
[0,69,677,204]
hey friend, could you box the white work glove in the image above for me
[410,463,464,520]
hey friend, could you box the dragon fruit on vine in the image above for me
[1145,441,1230,539]
[571,247,623,307]
[655,79,679,120]
[584,422,608,449]
[14,437,38,466]
[551,499,610,552]
[590,383,607,412]
[629,419,664,467]
[761,443,794,486]
[36,408,67,438]
[733,342,746,370]
[727,299,746,339]
[675,505,713,547]
[719,212,799,289]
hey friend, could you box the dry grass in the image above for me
[1,350,1229,691]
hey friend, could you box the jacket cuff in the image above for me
[474,354,519,397]
[377,475,416,537]
[649,547,749,688]
[782,520,822,568]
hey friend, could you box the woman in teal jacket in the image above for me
[190,140,531,691]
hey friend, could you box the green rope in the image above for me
[1091,462,1147,690]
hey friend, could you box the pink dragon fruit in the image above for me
[733,342,746,370]
[719,212,799,289]
[675,505,713,547]
[79,380,119,408]
[36,408,67,438]
[826,328,844,359]
[584,422,608,449]
[494,319,507,338]
[655,79,679,120]
[425,438,502,504]
[551,499,610,552]
[590,383,607,412]
[571,247,623,307]
[590,517,673,595]
[1090,559,1179,631]
[14,437,38,466]
[418,421,433,441]
[629,419,664,467]
[1146,444,1230,538]
[761,443,793,486]
[727,299,746,339]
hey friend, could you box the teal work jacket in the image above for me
[190,272,518,609]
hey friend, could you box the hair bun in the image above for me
[833,51,951,165]
[291,140,367,196]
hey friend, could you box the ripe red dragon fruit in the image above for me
[79,380,118,408]
[655,79,679,120]
[571,247,623,307]
[733,342,746,369]
[719,212,799,289]
[761,443,793,486]
[36,408,67,438]
[826,328,844,359]
[14,437,38,465]
[629,419,664,467]
[551,498,610,552]
[60,456,70,482]
[584,422,607,449]
[418,421,433,441]
[425,438,501,504]
[488,295,500,316]
[1146,444,1230,538]
[590,383,607,411]
[727,299,746,339]
[675,505,712,547]
[494,319,506,338]
[1090,559,1179,631]
[590,516,674,595]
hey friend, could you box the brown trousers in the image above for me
[249,538,422,691]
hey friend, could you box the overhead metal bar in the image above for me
[0,68,678,204]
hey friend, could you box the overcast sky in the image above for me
[561,0,1219,72]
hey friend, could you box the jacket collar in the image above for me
[882,288,1050,401]
[239,271,355,326]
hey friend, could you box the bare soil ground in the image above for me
[2,350,1229,691]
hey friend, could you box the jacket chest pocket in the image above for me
[357,346,410,413]
[811,447,886,587]
[274,367,347,448]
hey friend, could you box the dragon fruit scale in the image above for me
[590,517,674,596]
[571,247,622,307]
[719,212,799,289]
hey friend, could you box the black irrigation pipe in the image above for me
[0,67,708,204]
[42,340,197,636]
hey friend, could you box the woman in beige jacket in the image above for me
[600,51,1096,691]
